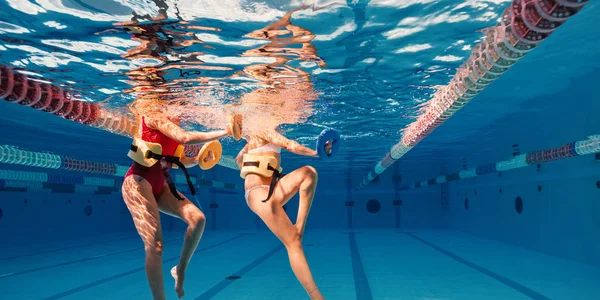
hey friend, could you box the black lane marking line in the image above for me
[348,232,373,300]
[194,244,284,300]
[0,238,183,279]
[0,235,138,261]
[405,233,551,300]
[42,234,248,300]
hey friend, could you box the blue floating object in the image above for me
[316,129,340,160]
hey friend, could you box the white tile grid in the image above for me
[355,232,529,300]
[1,230,599,299]
[415,230,600,300]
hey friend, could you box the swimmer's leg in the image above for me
[157,184,206,299]
[122,176,166,300]
[276,166,319,238]
[246,169,323,300]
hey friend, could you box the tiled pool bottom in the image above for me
[1,230,598,300]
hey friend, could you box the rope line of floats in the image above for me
[399,135,600,190]
[0,65,239,170]
[0,143,242,194]
[358,0,590,189]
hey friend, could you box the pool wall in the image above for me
[0,190,129,246]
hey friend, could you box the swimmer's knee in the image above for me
[300,166,318,190]
[286,231,303,250]
[190,211,206,229]
[302,166,318,181]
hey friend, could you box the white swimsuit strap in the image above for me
[249,143,281,154]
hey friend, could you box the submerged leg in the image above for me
[246,167,324,299]
[122,176,166,300]
[291,166,318,237]
[158,185,206,299]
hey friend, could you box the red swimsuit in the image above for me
[125,117,181,197]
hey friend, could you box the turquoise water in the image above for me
[2,230,600,299]
[1,1,600,299]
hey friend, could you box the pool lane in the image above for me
[0,231,244,299]
[413,230,600,300]
[210,230,356,300]
[4,230,597,299]
[406,232,551,300]
[348,231,373,300]
[0,236,183,278]
[355,230,531,300]
[0,232,137,260]
[194,244,284,300]
[55,232,280,300]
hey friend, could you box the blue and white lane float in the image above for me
[0,144,243,194]
[0,144,238,176]
[357,0,590,189]
[398,135,600,190]
[0,168,242,194]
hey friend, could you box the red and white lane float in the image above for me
[0,65,240,170]
[1,65,100,125]
[358,0,590,189]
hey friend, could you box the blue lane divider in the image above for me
[194,244,284,300]
[0,160,243,194]
[42,234,248,300]
[399,135,600,191]
[348,232,373,300]
[405,233,551,300]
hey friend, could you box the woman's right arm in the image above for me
[146,118,230,144]
[259,131,318,157]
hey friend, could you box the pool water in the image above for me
[2,229,599,299]
[1,0,600,299]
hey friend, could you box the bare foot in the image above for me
[171,265,185,299]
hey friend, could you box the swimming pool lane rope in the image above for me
[0,65,239,171]
[358,0,590,190]
[398,135,600,190]
[0,168,239,195]
[0,144,242,194]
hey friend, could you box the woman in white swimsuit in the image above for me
[235,130,324,300]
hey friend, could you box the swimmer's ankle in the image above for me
[176,262,187,275]
[307,287,323,300]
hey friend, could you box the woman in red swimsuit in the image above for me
[122,109,240,300]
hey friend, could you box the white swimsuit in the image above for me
[248,143,281,154]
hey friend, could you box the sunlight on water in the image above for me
[0,0,597,172]
[104,3,330,134]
